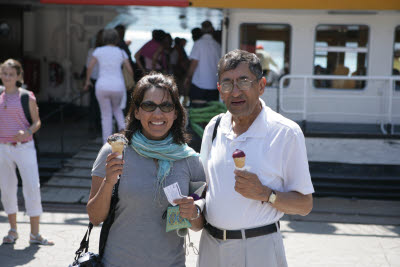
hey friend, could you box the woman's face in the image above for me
[135,87,177,140]
[0,66,19,89]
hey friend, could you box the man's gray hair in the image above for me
[217,49,263,81]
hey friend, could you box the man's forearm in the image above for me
[269,190,313,216]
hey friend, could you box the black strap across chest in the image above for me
[211,114,223,143]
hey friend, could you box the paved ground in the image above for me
[0,199,399,267]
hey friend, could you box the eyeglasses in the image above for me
[140,101,175,113]
[219,79,257,93]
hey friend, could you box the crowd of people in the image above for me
[84,22,223,143]
[1,20,314,267]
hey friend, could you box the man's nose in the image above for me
[231,82,242,96]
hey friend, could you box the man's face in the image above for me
[218,62,265,118]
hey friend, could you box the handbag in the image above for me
[120,49,135,91]
[69,179,120,267]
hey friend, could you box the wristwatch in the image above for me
[268,190,277,204]
[190,205,201,220]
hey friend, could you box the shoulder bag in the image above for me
[69,179,120,267]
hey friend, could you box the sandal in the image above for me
[3,228,19,244]
[29,233,54,246]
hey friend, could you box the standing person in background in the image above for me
[171,37,190,104]
[185,21,221,107]
[198,50,314,267]
[114,24,135,112]
[191,27,202,42]
[85,29,134,144]
[134,29,166,74]
[114,24,134,68]
[0,59,54,246]
[86,29,103,136]
[152,33,173,74]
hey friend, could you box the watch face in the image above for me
[269,191,276,204]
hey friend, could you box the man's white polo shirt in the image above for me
[200,99,314,230]
[189,34,221,90]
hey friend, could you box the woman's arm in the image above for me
[84,56,98,91]
[87,153,124,225]
[134,49,145,71]
[174,197,205,232]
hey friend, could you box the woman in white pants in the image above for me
[85,28,134,143]
[0,59,53,245]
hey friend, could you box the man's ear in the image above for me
[259,77,266,95]
[217,82,221,93]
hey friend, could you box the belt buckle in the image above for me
[223,229,226,241]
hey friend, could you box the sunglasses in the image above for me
[139,101,175,113]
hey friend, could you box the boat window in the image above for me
[313,25,369,89]
[393,26,400,90]
[240,24,291,87]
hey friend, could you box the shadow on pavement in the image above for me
[286,221,336,235]
[0,243,40,267]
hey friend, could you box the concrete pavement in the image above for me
[0,206,399,267]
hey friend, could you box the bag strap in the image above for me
[74,222,94,260]
[211,114,223,143]
[98,178,120,258]
[75,180,120,260]
[19,88,32,125]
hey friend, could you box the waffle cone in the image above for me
[110,142,124,156]
[233,157,245,168]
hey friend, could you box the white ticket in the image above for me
[163,182,185,206]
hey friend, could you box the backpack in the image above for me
[0,86,32,124]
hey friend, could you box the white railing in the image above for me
[278,75,400,135]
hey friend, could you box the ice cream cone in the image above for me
[232,149,246,169]
[107,133,128,159]
[110,142,125,158]
[233,157,245,168]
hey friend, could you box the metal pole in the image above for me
[60,108,65,167]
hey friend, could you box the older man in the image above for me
[198,50,314,267]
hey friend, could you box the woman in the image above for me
[85,28,134,144]
[0,59,53,245]
[87,73,205,267]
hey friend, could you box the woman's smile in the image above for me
[135,87,177,140]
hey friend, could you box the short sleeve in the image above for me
[189,42,201,61]
[187,156,206,182]
[121,50,128,60]
[282,127,314,195]
[92,47,100,58]
[91,143,112,178]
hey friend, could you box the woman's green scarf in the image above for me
[130,131,198,199]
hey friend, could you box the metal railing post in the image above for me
[60,107,65,167]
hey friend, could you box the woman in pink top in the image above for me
[0,59,53,245]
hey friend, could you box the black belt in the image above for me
[204,222,278,240]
